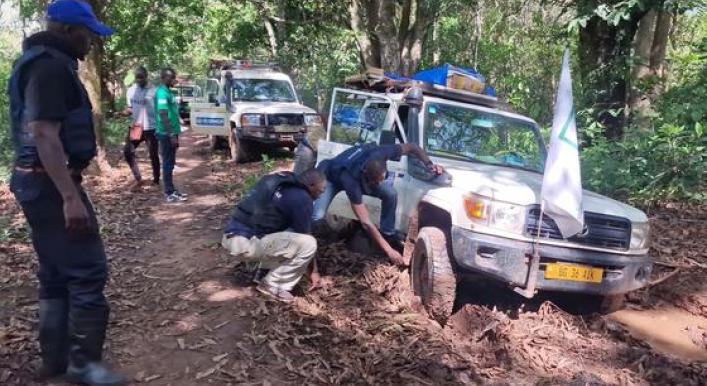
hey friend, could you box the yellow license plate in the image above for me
[545,263,603,283]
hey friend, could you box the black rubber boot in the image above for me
[38,298,69,379]
[65,307,127,386]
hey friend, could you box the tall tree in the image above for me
[348,0,444,75]
[79,0,112,173]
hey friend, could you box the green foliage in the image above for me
[104,116,131,147]
[0,34,17,181]
[583,122,706,205]
[241,154,276,192]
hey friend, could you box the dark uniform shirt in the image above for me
[224,186,313,238]
[327,144,402,205]
[20,32,83,125]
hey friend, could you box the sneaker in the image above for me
[252,268,270,284]
[174,191,188,199]
[256,283,294,303]
[165,192,187,203]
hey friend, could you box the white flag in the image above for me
[540,49,584,239]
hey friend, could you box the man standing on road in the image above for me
[222,169,327,302]
[155,67,187,203]
[123,66,159,187]
[313,143,443,266]
[7,1,126,385]
[292,116,326,175]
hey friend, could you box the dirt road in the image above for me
[1,132,706,385]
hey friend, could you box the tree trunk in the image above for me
[375,0,400,72]
[578,2,645,140]
[632,9,656,80]
[79,41,113,175]
[650,11,672,78]
[348,0,436,74]
[629,9,657,130]
[79,0,112,174]
[349,0,379,68]
[432,20,440,65]
[262,16,279,57]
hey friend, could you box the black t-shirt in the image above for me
[333,144,403,205]
[20,32,83,123]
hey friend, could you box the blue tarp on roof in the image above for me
[413,64,496,96]
[412,63,486,85]
[382,64,497,96]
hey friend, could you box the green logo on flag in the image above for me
[559,106,578,149]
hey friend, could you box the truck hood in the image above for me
[231,102,317,115]
[441,160,647,222]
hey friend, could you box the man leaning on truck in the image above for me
[312,143,444,266]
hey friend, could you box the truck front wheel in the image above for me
[410,227,457,325]
[229,130,256,163]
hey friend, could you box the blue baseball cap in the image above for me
[46,0,115,37]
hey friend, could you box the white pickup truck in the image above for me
[317,84,653,324]
[190,61,323,162]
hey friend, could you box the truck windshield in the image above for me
[231,79,296,102]
[424,102,546,173]
[179,86,195,97]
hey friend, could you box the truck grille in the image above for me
[525,206,631,250]
[266,113,304,126]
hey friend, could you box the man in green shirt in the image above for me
[155,67,187,202]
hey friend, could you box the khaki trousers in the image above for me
[221,232,316,291]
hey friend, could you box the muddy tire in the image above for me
[325,213,355,238]
[209,135,223,151]
[229,130,256,163]
[599,294,626,313]
[411,227,457,325]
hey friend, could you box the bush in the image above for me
[582,122,706,206]
[0,40,16,181]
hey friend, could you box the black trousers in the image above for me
[123,130,160,183]
[10,170,108,311]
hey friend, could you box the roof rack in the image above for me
[344,70,500,108]
[209,59,280,72]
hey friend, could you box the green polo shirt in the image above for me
[154,85,182,135]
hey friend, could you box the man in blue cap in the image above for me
[7,1,126,385]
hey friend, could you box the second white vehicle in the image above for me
[190,60,323,162]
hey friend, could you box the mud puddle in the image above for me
[610,307,707,362]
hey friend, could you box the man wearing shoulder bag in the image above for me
[123,66,160,188]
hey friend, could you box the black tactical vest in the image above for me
[231,172,307,234]
[8,45,96,169]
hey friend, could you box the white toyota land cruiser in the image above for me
[190,60,323,162]
[317,82,653,324]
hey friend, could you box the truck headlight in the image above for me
[630,222,650,250]
[240,114,264,127]
[304,114,323,127]
[463,194,525,234]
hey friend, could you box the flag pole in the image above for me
[514,203,544,299]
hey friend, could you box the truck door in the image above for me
[189,78,228,136]
[317,88,396,228]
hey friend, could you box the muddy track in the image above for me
[1,132,706,385]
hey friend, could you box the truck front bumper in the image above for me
[238,127,303,145]
[451,226,653,296]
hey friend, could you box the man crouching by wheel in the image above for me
[221,169,327,302]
